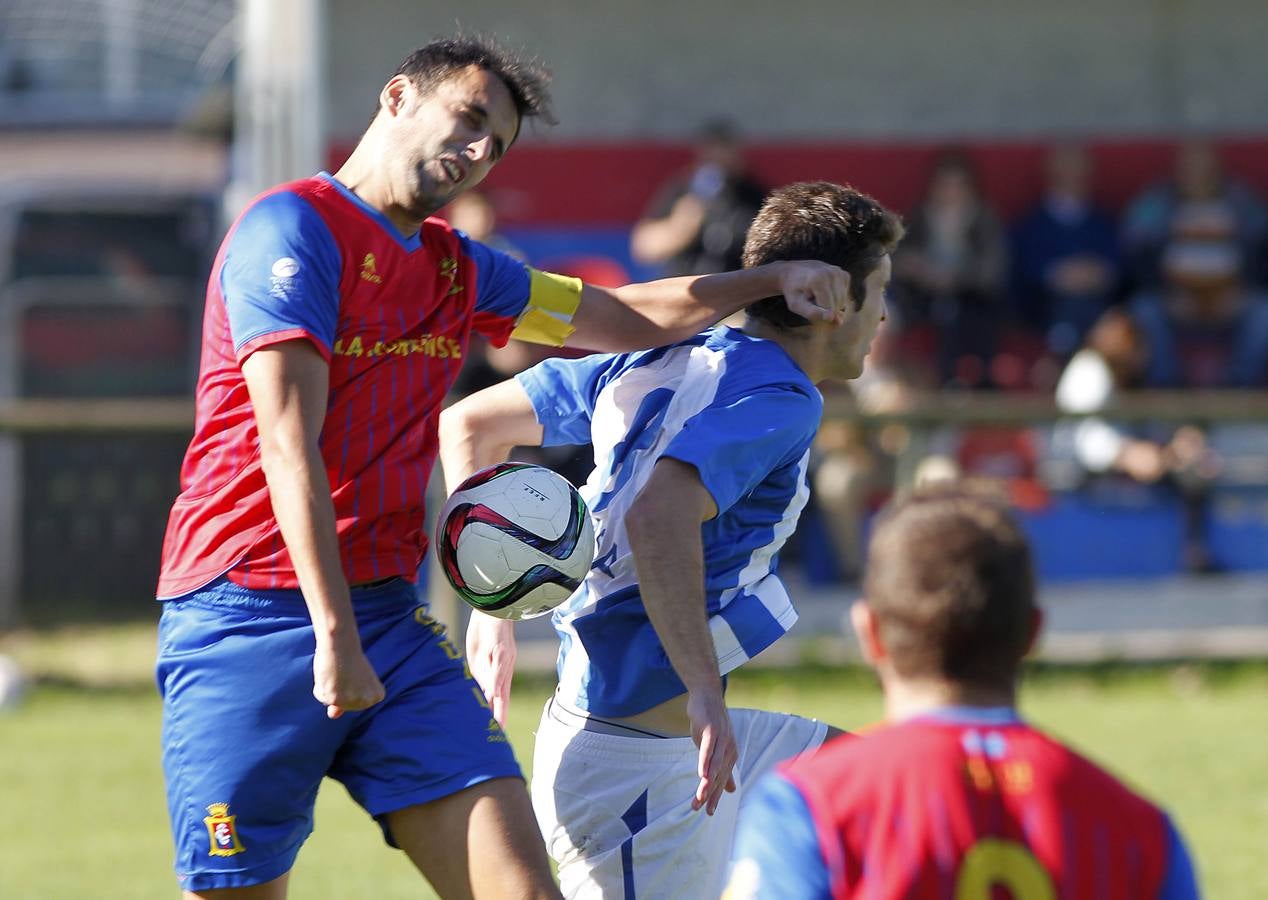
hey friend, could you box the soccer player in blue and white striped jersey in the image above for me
[439,181,903,899]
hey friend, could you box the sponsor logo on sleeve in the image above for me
[270,257,300,299]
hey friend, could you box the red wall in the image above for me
[328,136,1268,227]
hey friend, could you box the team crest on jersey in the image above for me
[203,803,245,857]
[360,253,384,284]
[439,256,464,296]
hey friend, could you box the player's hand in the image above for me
[466,611,517,727]
[776,260,852,325]
[313,631,385,719]
[687,691,738,816]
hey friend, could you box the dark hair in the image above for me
[742,181,904,328]
[925,149,982,196]
[863,485,1037,689]
[375,36,555,133]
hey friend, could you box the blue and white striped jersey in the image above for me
[516,325,822,716]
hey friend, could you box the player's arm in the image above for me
[439,378,545,495]
[241,341,385,719]
[467,231,847,353]
[624,457,736,815]
[565,261,850,352]
[221,192,381,718]
[438,378,546,726]
[440,350,614,725]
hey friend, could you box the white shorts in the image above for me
[530,697,828,899]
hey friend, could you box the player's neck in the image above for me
[883,677,1017,723]
[332,141,424,238]
[740,318,823,380]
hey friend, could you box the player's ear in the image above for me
[381,75,410,118]
[850,600,886,666]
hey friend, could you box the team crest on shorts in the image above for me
[203,803,245,857]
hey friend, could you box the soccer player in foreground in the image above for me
[153,36,853,900]
[440,181,903,898]
[727,487,1201,899]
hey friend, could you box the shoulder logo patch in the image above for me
[271,257,300,278]
[204,803,246,857]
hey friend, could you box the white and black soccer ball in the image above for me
[434,462,596,620]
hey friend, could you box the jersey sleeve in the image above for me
[727,774,832,900]
[1157,815,1201,900]
[461,236,583,348]
[516,352,624,447]
[463,233,530,345]
[663,387,819,515]
[220,191,342,362]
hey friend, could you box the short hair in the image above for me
[742,181,904,329]
[375,36,555,132]
[863,485,1037,689]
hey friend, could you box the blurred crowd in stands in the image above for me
[443,128,1268,580]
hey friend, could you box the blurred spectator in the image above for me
[892,151,1009,387]
[0,39,33,93]
[1055,308,1222,572]
[810,408,890,583]
[1012,143,1123,358]
[630,118,766,275]
[443,190,525,260]
[808,323,925,579]
[1129,235,1268,388]
[1121,139,1268,289]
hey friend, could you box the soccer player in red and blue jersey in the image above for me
[154,37,852,900]
[728,488,1200,900]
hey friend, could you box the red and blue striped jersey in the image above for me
[729,708,1199,899]
[157,174,534,597]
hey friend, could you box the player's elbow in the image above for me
[256,427,319,485]
[438,401,486,455]
[438,401,473,442]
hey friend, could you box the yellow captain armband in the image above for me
[511,268,584,346]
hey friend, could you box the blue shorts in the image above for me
[156,578,522,892]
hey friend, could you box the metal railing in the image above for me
[3,390,1268,630]
[7,390,1268,435]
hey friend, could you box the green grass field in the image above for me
[1,626,1265,898]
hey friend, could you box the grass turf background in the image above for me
[1,624,1264,898]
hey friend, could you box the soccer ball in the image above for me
[434,462,596,620]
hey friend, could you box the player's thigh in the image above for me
[385,776,559,900]
[531,703,726,900]
[332,608,548,895]
[330,606,523,826]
